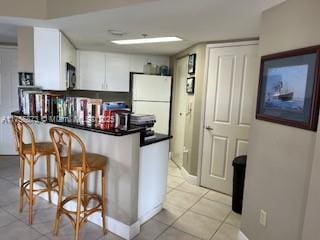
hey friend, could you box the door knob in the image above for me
[206,126,213,131]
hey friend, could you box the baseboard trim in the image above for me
[34,183,140,240]
[139,204,163,225]
[181,166,198,185]
[239,231,250,240]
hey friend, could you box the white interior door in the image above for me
[171,57,188,167]
[201,43,258,195]
[0,47,18,155]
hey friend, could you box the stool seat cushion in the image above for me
[22,142,55,155]
[61,153,107,170]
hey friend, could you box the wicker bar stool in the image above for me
[49,127,107,240]
[11,116,58,224]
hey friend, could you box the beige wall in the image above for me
[0,0,46,19]
[46,0,157,18]
[17,27,34,73]
[170,44,206,175]
[241,0,320,239]
[0,0,156,19]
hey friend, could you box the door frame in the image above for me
[0,45,18,155]
[170,56,188,168]
[197,40,259,187]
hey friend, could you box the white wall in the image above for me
[241,0,320,239]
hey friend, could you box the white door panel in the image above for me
[133,75,171,102]
[0,48,18,155]
[132,101,170,135]
[201,43,258,194]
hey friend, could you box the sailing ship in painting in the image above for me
[265,73,304,112]
[271,80,294,101]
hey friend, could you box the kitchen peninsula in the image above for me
[12,112,171,240]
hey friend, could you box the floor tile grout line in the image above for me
[0,204,48,239]
[163,169,237,240]
[151,219,171,240]
[0,193,54,239]
[187,208,231,224]
[209,208,234,240]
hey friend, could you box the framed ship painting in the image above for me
[256,46,320,131]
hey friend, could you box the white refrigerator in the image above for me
[132,74,172,135]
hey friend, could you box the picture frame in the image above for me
[256,46,320,131]
[186,77,195,94]
[19,72,34,86]
[188,54,196,74]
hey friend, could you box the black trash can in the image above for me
[232,155,247,214]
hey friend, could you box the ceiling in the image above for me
[0,0,286,55]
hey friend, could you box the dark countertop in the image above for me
[141,133,172,147]
[11,111,144,136]
[12,111,172,146]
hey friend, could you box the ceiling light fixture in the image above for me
[111,36,183,45]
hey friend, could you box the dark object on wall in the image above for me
[188,54,196,74]
[232,155,247,214]
[186,77,195,94]
[256,46,320,131]
[66,63,76,89]
[19,72,34,86]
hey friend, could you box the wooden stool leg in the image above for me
[19,156,25,213]
[101,169,107,235]
[75,170,82,240]
[54,173,64,235]
[28,157,34,225]
[46,155,52,203]
[83,175,88,217]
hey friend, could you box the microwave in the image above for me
[66,63,76,89]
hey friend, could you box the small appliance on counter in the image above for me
[100,102,129,130]
[131,114,156,142]
[115,110,131,131]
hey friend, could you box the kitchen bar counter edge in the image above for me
[11,111,172,146]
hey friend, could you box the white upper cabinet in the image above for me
[77,50,170,92]
[105,53,130,92]
[78,51,130,92]
[78,51,106,91]
[34,28,76,90]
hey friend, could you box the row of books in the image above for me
[18,88,128,128]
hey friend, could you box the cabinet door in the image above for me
[60,33,76,89]
[105,53,130,92]
[78,51,106,91]
[34,28,61,90]
[130,54,148,73]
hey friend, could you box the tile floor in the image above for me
[0,156,242,240]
